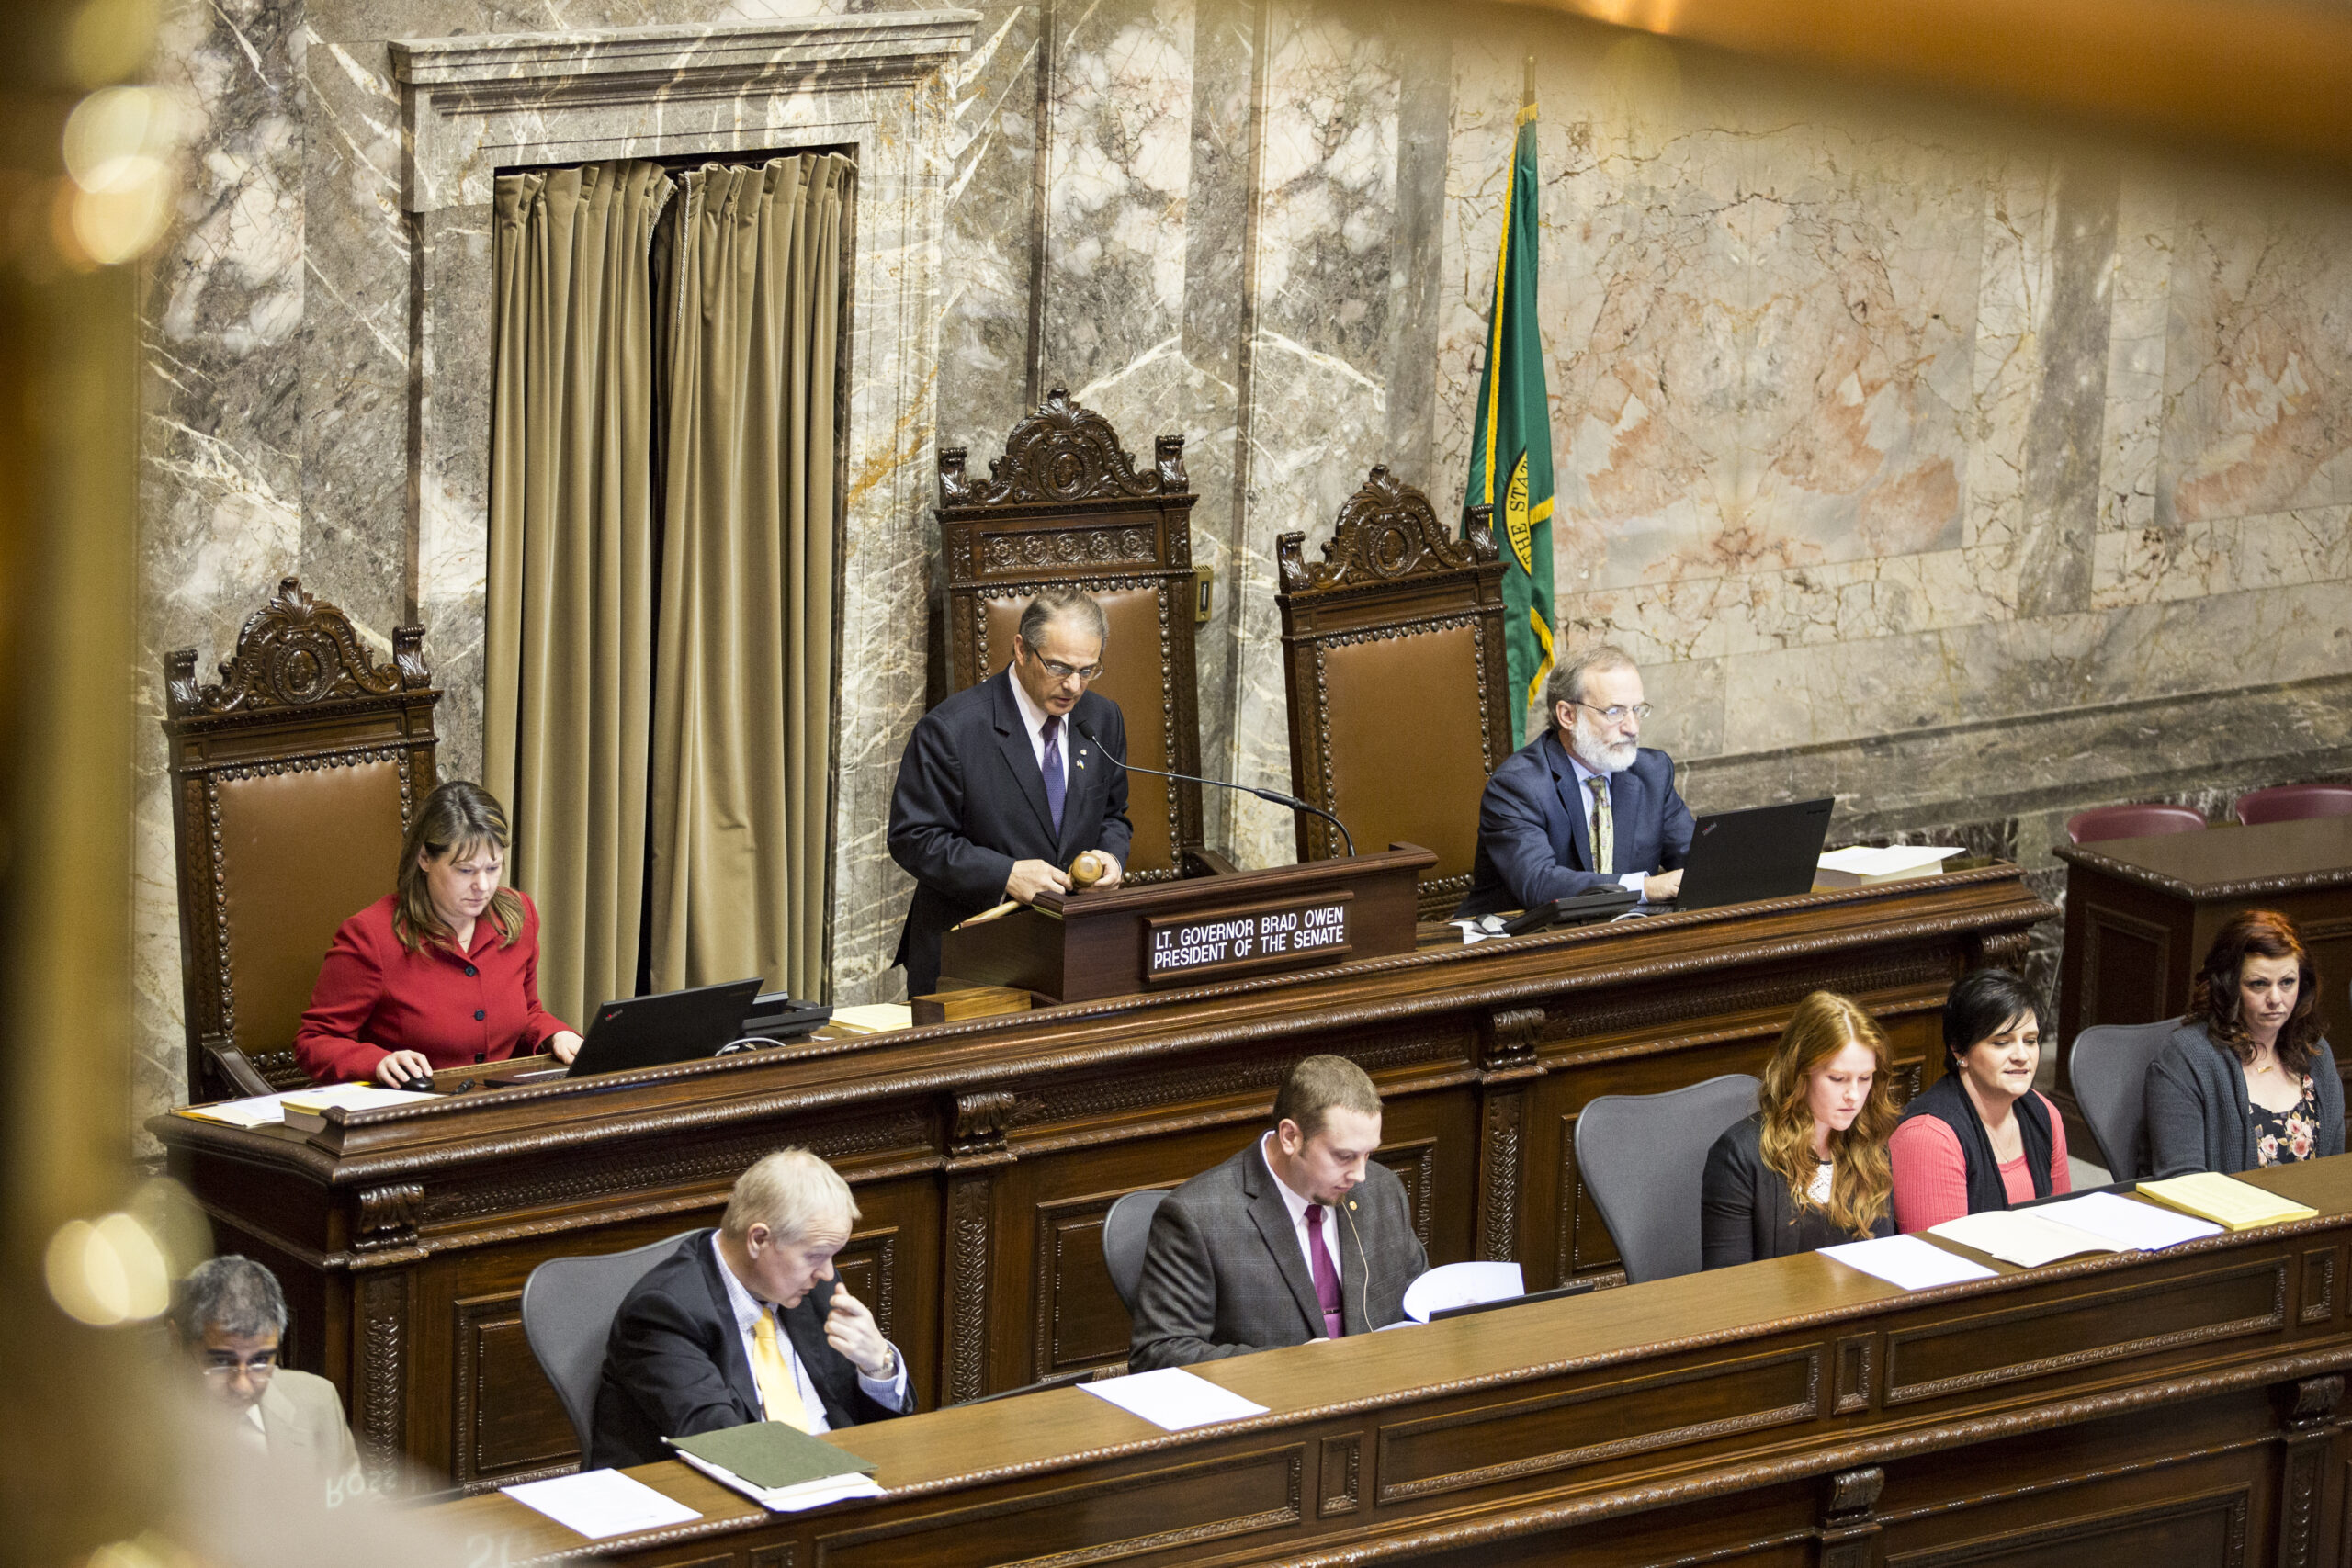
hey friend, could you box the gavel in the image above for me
[1069,851,1112,889]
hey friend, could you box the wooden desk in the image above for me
[426,1158,2352,1568]
[153,868,2051,1494]
[2056,818,2352,1138]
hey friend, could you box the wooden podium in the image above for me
[941,844,1436,1003]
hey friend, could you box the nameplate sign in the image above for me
[1142,893,1353,986]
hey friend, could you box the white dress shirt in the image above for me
[1259,1132,1344,1289]
[1006,665,1069,794]
[1565,749,1651,901]
[708,1234,910,1430]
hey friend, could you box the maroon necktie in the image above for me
[1305,1203,1344,1337]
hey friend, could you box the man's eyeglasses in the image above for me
[1026,652,1103,682]
[1573,700,1654,722]
[200,1352,278,1379]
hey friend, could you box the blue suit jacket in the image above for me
[887,669,1132,996]
[1453,734,1694,918]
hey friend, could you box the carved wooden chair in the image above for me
[164,579,441,1101]
[937,388,1206,882]
[1275,468,1512,920]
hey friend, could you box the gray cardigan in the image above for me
[2143,1021,2344,1179]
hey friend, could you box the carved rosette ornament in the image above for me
[1277,468,1496,592]
[164,578,430,717]
[936,387,1186,508]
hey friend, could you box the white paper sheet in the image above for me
[1080,1367,1271,1431]
[500,1470,702,1539]
[1928,1210,2127,1269]
[173,1090,311,1128]
[2033,1190,2225,1250]
[1820,1234,1997,1291]
[1402,1260,1525,1322]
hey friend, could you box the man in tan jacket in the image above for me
[174,1256,364,1504]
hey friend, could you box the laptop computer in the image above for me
[1662,797,1837,912]
[564,976,767,1078]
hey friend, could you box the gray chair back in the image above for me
[2071,1021,2177,1181]
[1102,1190,1170,1314]
[1577,1074,1761,1284]
[521,1228,700,1454]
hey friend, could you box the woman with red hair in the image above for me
[2144,909,2342,1178]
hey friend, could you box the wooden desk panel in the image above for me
[424,1158,2352,1568]
[155,869,2052,1491]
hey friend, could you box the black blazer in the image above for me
[1701,1114,1894,1269]
[1455,735,1694,918]
[887,669,1133,995]
[588,1231,907,1470]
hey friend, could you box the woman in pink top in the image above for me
[1891,968,2070,1232]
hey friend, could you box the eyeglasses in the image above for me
[199,1352,278,1379]
[1026,652,1103,682]
[1572,700,1654,722]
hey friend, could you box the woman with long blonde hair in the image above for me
[1702,991,1900,1268]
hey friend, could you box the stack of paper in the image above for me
[278,1084,438,1131]
[1080,1368,1270,1431]
[1820,1234,1996,1290]
[827,1003,914,1035]
[667,1422,883,1514]
[2031,1190,2222,1250]
[1815,845,1964,888]
[173,1089,313,1129]
[1928,1210,2127,1269]
[2137,1172,2318,1230]
[500,1471,701,1539]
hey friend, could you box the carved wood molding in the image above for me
[1276,468,1496,593]
[356,1272,410,1484]
[356,1181,424,1252]
[165,577,427,718]
[1818,1464,1884,1568]
[943,1175,993,1404]
[1476,1089,1525,1264]
[948,1089,1017,1167]
[939,387,1188,509]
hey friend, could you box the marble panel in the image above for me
[2097,165,2176,534]
[1225,0,1402,869]
[2157,173,2352,525]
[136,0,310,1120]
[2091,505,2352,608]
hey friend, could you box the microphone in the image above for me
[1071,716,1357,857]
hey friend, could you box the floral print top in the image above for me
[2248,1075,2322,1168]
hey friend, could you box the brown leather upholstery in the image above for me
[164,580,439,1100]
[939,389,1204,881]
[1276,469,1512,919]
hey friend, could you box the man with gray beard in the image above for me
[1454,644,1693,918]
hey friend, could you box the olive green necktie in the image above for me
[1588,775,1614,874]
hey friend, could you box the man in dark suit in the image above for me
[1455,643,1694,919]
[888,586,1134,997]
[1131,1055,1427,1369]
[591,1149,910,1468]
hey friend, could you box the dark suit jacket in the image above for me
[888,669,1133,996]
[1700,1114,1895,1269]
[1130,1137,1427,1370]
[589,1231,908,1470]
[1454,733,1694,918]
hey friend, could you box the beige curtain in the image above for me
[485,162,673,1028]
[647,154,850,999]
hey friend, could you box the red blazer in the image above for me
[294,892,574,1084]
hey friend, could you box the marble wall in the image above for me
[134,0,2352,1134]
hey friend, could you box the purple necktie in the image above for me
[1041,714,1066,836]
[1305,1203,1344,1338]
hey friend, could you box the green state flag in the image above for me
[1464,62,1555,749]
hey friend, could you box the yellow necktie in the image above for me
[750,1311,812,1431]
[1588,775,1615,873]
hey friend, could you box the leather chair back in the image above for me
[520,1229,700,1454]
[2070,1020,2177,1180]
[939,389,1204,882]
[1577,1073,1762,1284]
[2065,803,2206,844]
[1275,468,1512,919]
[2235,784,2352,826]
[164,579,440,1100]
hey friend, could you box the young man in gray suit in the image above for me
[1130,1055,1427,1368]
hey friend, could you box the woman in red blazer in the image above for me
[295,781,582,1085]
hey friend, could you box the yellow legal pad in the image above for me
[2135,1172,2319,1231]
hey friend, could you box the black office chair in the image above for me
[520,1228,699,1453]
[1102,1189,1170,1314]
[1577,1074,1761,1283]
[2070,1021,2178,1181]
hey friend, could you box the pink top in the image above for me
[1890,1091,2072,1234]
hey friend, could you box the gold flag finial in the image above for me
[1523,52,1537,108]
